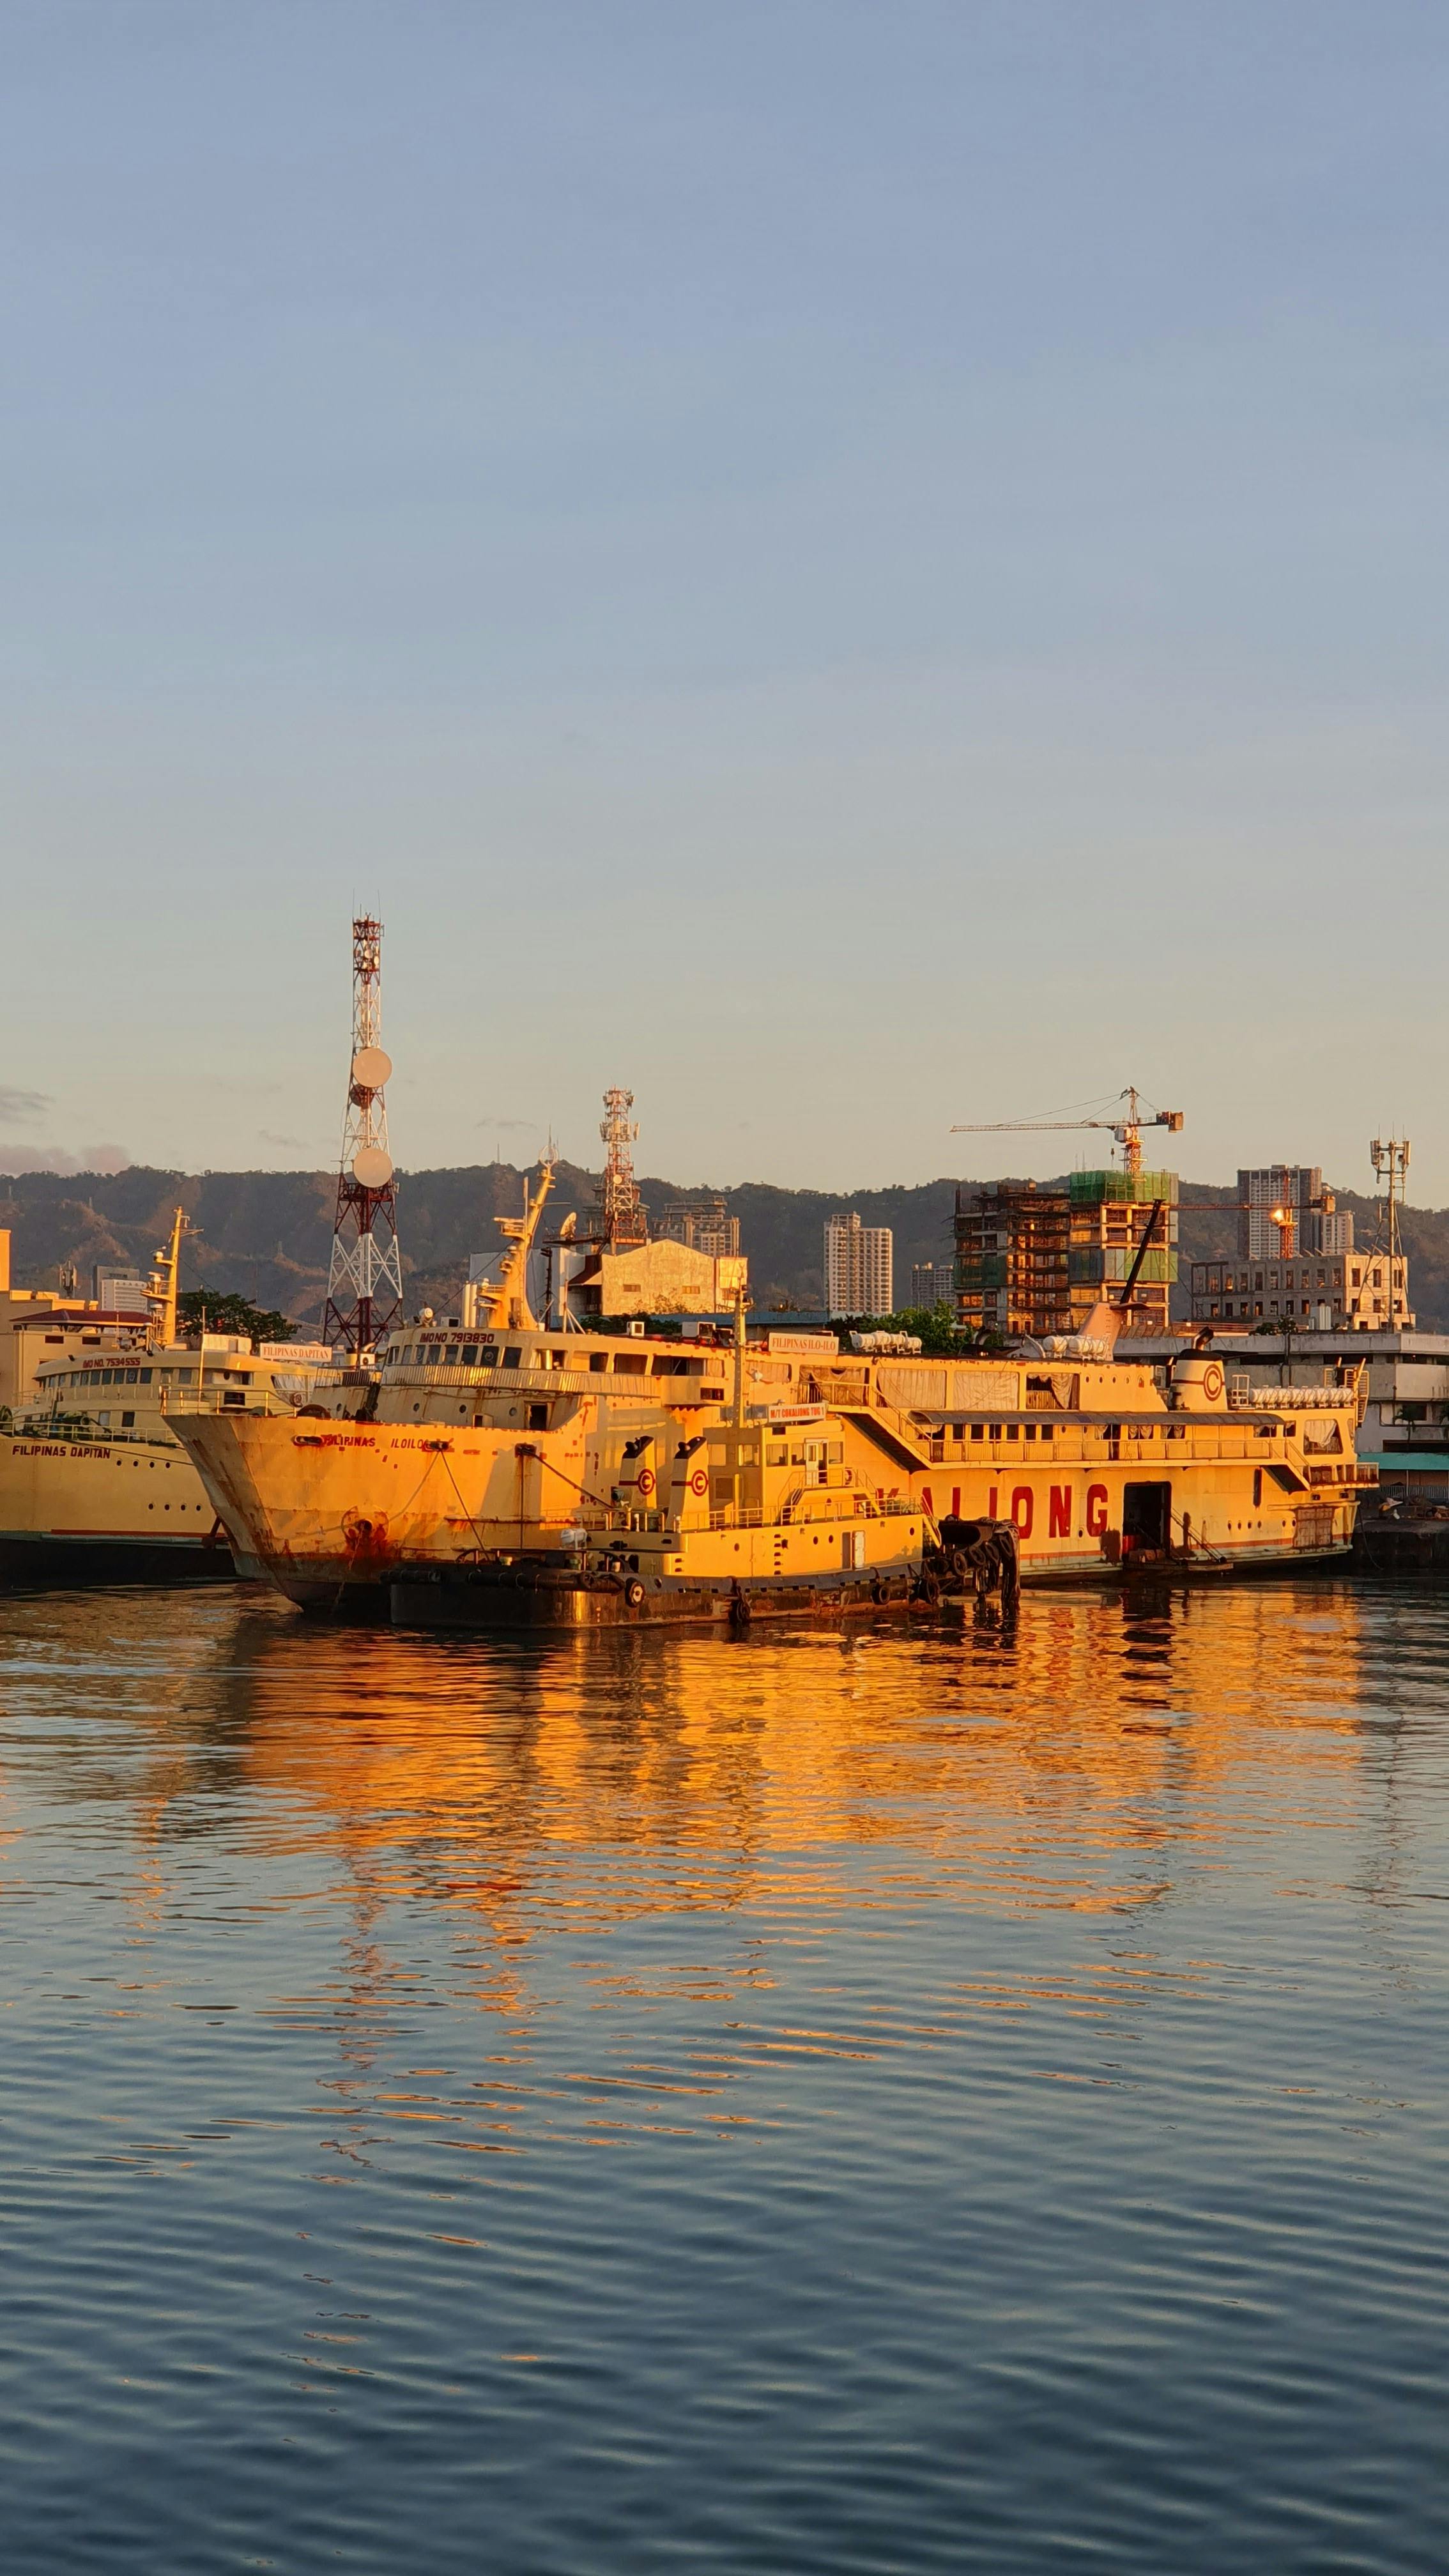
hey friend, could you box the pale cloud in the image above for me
[0,1087,49,1124]
[0,1140,129,1176]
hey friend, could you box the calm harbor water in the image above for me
[1,1579,1446,2573]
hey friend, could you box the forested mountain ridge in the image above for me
[1,1164,1445,1330]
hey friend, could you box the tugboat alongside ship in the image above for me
[163,1157,1372,1629]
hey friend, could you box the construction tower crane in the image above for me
[951,1085,1183,1179]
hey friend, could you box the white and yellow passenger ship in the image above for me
[0,1213,329,1586]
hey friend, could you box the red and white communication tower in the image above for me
[321,914,404,1356]
[595,1085,648,1248]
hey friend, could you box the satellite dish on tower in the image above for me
[351,1046,392,1090]
[351,1146,394,1189]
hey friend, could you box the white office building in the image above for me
[824,1213,893,1318]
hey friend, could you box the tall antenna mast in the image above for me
[321,914,404,1357]
[595,1085,648,1248]
[1370,1135,1409,1324]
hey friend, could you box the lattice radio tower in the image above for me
[595,1085,648,1247]
[321,914,404,1356]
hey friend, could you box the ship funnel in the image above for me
[1169,1354,1227,1412]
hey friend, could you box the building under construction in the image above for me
[954,1169,1179,1338]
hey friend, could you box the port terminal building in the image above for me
[1188,1250,1411,1331]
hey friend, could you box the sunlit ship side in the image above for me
[168,1314,1372,1623]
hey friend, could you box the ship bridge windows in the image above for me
[502,1347,523,1369]
[613,1353,648,1376]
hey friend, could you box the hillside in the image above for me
[1,1164,1444,1331]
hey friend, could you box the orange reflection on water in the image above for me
[213,1587,1370,1961]
[0,1579,1375,2035]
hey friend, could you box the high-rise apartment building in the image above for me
[1238,1167,1353,1259]
[824,1213,893,1318]
[658,1197,740,1259]
[910,1259,952,1308]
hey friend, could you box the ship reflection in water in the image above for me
[2,1580,1445,2573]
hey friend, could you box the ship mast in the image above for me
[480,1160,555,1331]
[148,1206,188,1349]
[321,914,404,1358]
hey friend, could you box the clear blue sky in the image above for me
[3,2,1445,1198]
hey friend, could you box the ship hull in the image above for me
[167,1410,599,1611]
[390,1568,934,1630]
[169,1406,1363,1618]
[0,1531,234,1586]
[0,1430,236,1586]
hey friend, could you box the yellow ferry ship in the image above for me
[174,1333,1369,1623]
[167,1172,1372,1622]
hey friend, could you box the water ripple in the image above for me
[0,1579,1446,2572]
